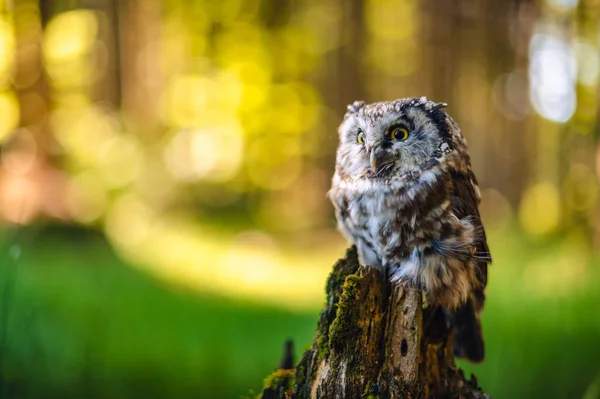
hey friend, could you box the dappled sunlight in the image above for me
[529,32,577,123]
[0,17,15,87]
[42,10,99,90]
[66,170,109,223]
[519,181,561,237]
[105,210,346,309]
[522,239,591,298]
[43,10,97,63]
[0,0,600,398]
[164,126,244,183]
[0,90,19,141]
[0,0,597,310]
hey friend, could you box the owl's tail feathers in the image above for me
[451,299,485,363]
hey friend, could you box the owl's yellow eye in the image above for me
[391,127,409,141]
[357,130,365,144]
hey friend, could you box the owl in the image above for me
[328,97,491,362]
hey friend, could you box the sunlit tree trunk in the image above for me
[118,0,163,134]
[15,0,52,154]
[577,0,600,247]
[81,0,121,108]
[418,0,459,102]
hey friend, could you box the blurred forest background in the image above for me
[0,0,600,398]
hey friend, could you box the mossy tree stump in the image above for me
[261,247,491,399]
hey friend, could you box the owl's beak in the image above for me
[370,149,395,172]
[370,150,377,172]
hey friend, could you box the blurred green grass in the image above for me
[0,227,317,399]
[1,226,599,399]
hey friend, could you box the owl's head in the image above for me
[336,97,462,180]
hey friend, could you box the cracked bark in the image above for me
[260,247,491,399]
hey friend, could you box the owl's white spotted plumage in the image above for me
[328,97,491,362]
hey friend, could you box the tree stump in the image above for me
[260,247,491,399]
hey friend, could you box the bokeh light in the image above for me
[1,1,600,398]
[529,32,577,123]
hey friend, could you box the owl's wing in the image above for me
[449,169,491,284]
[449,169,491,363]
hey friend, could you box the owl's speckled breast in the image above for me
[332,169,450,267]
[330,166,482,310]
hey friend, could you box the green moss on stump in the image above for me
[363,381,381,399]
[316,329,329,359]
[325,247,361,298]
[262,369,295,399]
[314,246,360,360]
[264,369,295,390]
[294,364,305,387]
[328,274,362,351]
[294,347,317,399]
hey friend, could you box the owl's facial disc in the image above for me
[337,98,451,180]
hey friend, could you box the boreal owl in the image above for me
[328,97,491,362]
